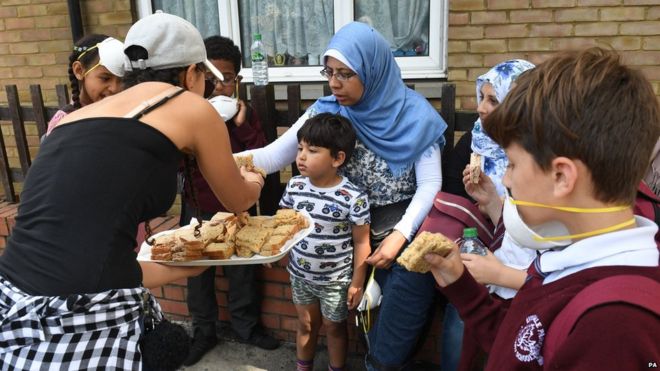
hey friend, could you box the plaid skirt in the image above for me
[0,275,162,370]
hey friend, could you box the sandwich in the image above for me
[234,154,267,178]
[260,234,289,256]
[397,231,455,273]
[469,153,482,184]
[235,225,273,253]
[204,241,235,260]
[199,220,226,245]
[247,215,279,229]
[272,224,300,239]
[275,209,308,228]
[235,244,255,258]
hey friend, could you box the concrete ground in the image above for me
[177,322,366,371]
[180,338,365,371]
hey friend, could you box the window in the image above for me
[139,0,448,82]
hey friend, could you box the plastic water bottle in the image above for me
[459,228,488,256]
[251,33,268,86]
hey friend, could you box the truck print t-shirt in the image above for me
[280,175,370,284]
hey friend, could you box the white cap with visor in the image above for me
[122,10,224,83]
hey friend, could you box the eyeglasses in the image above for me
[206,74,240,87]
[320,68,356,82]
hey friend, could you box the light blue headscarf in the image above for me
[311,22,447,176]
[471,59,535,196]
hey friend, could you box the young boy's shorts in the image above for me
[290,275,350,322]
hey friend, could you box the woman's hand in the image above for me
[461,249,502,285]
[365,230,407,269]
[424,244,464,287]
[346,283,364,310]
[233,99,248,127]
[240,166,265,188]
[462,165,503,223]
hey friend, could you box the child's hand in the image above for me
[233,99,248,127]
[346,283,364,310]
[424,244,464,287]
[461,249,501,285]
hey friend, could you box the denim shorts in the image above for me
[290,275,350,322]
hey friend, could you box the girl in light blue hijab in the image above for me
[471,59,535,196]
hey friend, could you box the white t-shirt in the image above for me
[280,175,370,284]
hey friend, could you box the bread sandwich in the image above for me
[397,231,455,273]
[204,241,235,260]
[235,225,273,253]
[234,154,267,178]
[469,153,482,184]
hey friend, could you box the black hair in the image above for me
[296,113,357,167]
[204,35,242,74]
[123,45,205,242]
[68,34,110,110]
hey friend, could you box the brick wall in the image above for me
[448,0,660,110]
[0,0,133,106]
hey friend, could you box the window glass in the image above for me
[355,0,430,57]
[152,0,220,38]
[238,0,334,68]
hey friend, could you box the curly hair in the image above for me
[68,34,110,110]
[204,35,242,74]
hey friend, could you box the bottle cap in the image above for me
[254,33,262,41]
[463,227,478,238]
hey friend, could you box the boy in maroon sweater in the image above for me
[425,48,660,370]
[181,36,276,367]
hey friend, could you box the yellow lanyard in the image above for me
[534,218,636,242]
[511,200,629,213]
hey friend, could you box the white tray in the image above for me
[137,210,313,266]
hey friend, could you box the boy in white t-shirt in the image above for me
[279,112,370,371]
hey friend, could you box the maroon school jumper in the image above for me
[442,265,660,370]
[185,106,267,212]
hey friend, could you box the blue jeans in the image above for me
[440,303,464,371]
[365,263,437,370]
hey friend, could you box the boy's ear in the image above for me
[551,156,578,198]
[72,61,85,80]
[332,151,347,168]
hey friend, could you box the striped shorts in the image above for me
[290,275,350,322]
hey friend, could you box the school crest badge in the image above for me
[514,314,545,365]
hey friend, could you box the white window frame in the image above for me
[137,0,448,82]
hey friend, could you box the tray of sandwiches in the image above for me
[137,209,312,266]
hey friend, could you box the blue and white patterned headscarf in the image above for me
[471,59,535,196]
[311,22,447,176]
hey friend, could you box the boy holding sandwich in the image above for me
[279,113,370,371]
[425,47,660,369]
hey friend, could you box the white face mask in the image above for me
[502,194,572,250]
[502,193,635,251]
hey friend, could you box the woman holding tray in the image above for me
[0,12,263,370]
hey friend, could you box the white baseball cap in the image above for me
[97,37,125,77]
[123,10,223,82]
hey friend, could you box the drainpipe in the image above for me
[67,0,84,43]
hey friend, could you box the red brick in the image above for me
[510,9,553,23]
[262,298,298,316]
[487,0,530,9]
[620,21,660,36]
[218,311,230,322]
[578,0,621,4]
[471,11,508,24]
[531,0,576,7]
[262,282,284,298]
[5,17,35,30]
[0,238,6,249]
[215,294,228,307]
[260,266,291,283]
[529,24,573,37]
[260,313,281,330]
[158,299,190,317]
[555,8,599,22]
[622,51,660,66]
[281,315,299,332]
[574,22,619,36]
[485,24,528,38]
[450,0,485,11]
[163,285,185,301]
[449,12,469,25]
[215,276,229,290]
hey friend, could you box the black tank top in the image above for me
[0,118,182,295]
